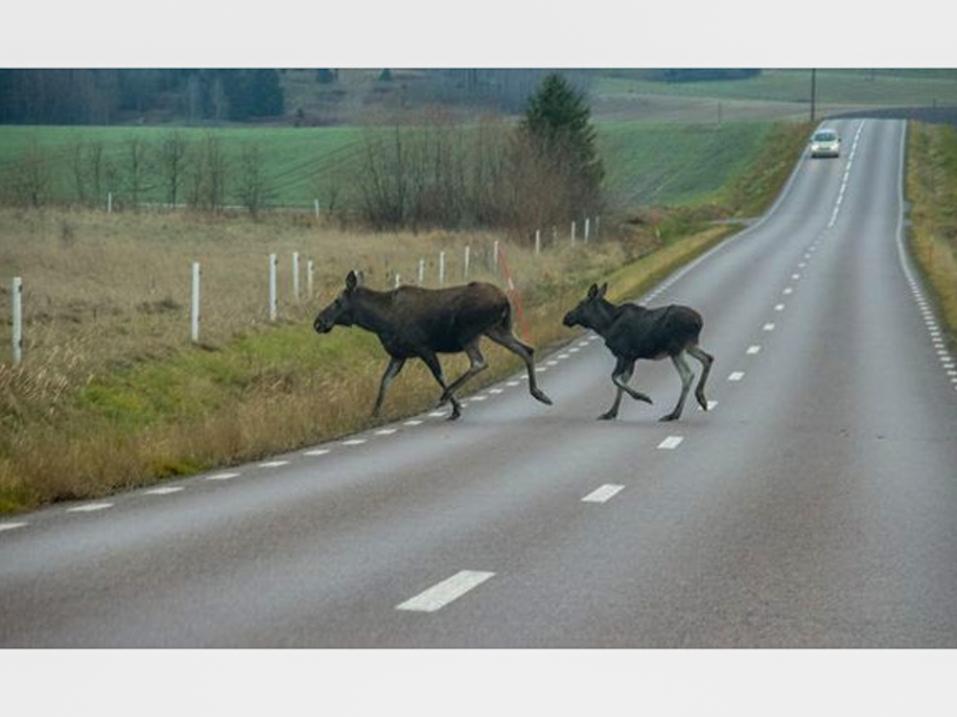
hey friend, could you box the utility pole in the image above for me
[810,68,817,123]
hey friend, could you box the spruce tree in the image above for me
[520,73,604,213]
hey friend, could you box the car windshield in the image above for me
[813,131,838,142]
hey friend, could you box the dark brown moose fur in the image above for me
[315,271,553,420]
[563,282,715,421]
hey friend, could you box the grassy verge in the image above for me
[906,121,957,337]
[0,121,805,513]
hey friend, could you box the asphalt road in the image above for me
[2,119,955,647]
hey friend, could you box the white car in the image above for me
[810,129,841,158]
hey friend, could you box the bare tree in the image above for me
[70,141,88,205]
[3,141,52,207]
[124,136,151,209]
[186,133,228,211]
[158,132,188,208]
[236,142,274,217]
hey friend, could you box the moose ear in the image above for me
[598,282,608,298]
[345,270,358,292]
[587,283,599,299]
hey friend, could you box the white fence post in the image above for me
[307,259,315,299]
[190,262,201,343]
[464,245,470,278]
[535,229,541,256]
[292,251,300,302]
[570,220,576,244]
[492,240,499,272]
[395,273,401,289]
[268,253,277,321]
[438,251,446,286]
[11,276,22,366]
[314,198,320,219]
[418,258,425,286]
[595,215,600,239]
[107,192,112,214]
[584,217,591,242]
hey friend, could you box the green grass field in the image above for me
[596,69,957,107]
[0,119,780,210]
[598,121,774,207]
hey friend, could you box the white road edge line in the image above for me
[657,435,684,450]
[206,472,240,480]
[0,522,28,532]
[66,502,113,513]
[396,570,495,613]
[582,484,625,503]
[144,486,184,495]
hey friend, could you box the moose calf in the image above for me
[563,282,714,421]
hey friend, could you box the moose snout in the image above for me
[562,312,577,327]
[314,317,331,334]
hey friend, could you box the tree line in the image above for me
[1,74,605,235]
[0,69,285,125]
[0,132,276,216]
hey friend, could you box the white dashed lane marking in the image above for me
[205,472,240,481]
[302,449,329,457]
[783,287,793,295]
[144,486,183,496]
[657,435,684,450]
[488,388,503,394]
[763,323,775,332]
[404,419,423,426]
[470,395,487,401]
[506,380,521,386]
[774,304,785,312]
[428,411,446,418]
[375,428,398,435]
[66,502,113,513]
[582,484,625,503]
[342,439,366,446]
[746,345,761,355]
[258,460,289,468]
[0,522,28,532]
[728,371,745,382]
[396,570,495,613]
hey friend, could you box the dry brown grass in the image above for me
[1,207,662,511]
[907,122,957,337]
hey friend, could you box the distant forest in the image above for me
[0,69,285,125]
[0,69,598,126]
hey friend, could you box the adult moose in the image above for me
[314,271,553,420]
[562,283,714,421]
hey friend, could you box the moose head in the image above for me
[562,282,610,330]
[314,270,363,334]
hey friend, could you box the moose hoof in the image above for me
[658,413,679,422]
[597,411,618,421]
[447,409,462,421]
[696,395,708,411]
[532,389,553,406]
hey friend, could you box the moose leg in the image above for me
[372,356,405,417]
[438,341,487,405]
[598,358,633,420]
[612,358,653,405]
[483,326,553,406]
[660,351,694,421]
[419,350,464,420]
[686,344,714,411]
